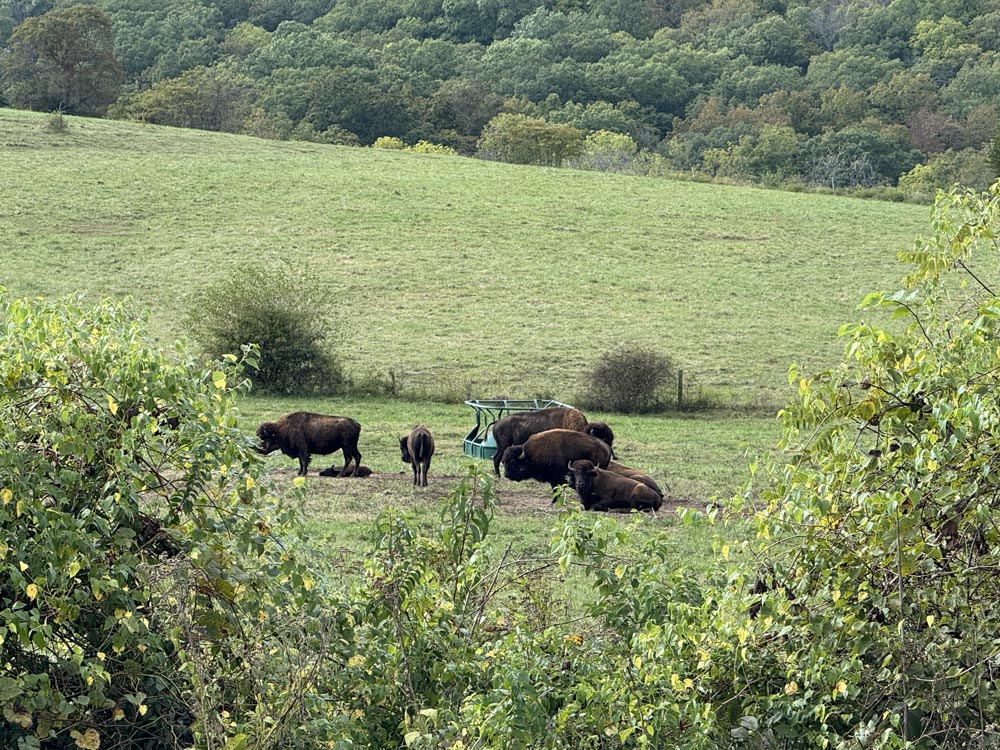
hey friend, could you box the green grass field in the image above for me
[2,108,930,405]
[1,107,933,575]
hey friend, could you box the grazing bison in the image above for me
[400,424,435,486]
[501,428,613,489]
[568,459,662,512]
[605,460,664,499]
[256,411,362,477]
[318,464,372,478]
[489,407,589,477]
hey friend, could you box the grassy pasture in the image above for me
[0,107,931,580]
[2,108,930,406]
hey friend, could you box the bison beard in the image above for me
[256,411,362,477]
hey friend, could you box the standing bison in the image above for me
[400,424,435,486]
[256,411,362,477]
[490,407,614,476]
[501,428,613,489]
[568,459,662,512]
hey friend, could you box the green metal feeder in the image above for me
[462,399,573,460]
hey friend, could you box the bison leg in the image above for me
[343,445,362,477]
[421,457,430,486]
[411,461,418,485]
[297,452,311,476]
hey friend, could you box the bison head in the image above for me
[255,422,281,455]
[501,445,530,481]
[399,436,411,463]
[585,422,615,454]
[568,459,598,496]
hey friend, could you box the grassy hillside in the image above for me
[1,108,930,407]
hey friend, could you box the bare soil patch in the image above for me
[270,466,700,520]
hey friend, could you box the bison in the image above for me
[400,424,435,486]
[605,460,664,499]
[501,428,613,489]
[318,464,373,478]
[490,407,614,476]
[583,421,615,454]
[256,411,362,477]
[568,459,662,512]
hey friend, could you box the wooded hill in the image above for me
[2,0,999,193]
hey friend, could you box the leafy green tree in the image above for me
[570,128,639,172]
[737,15,813,69]
[909,15,980,85]
[989,128,1000,180]
[0,293,327,748]
[247,0,333,31]
[804,126,920,187]
[817,84,871,131]
[110,66,256,133]
[868,70,939,120]
[898,148,992,196]
[805,48,905,93]
[0,5,123,115]
[939,56,1000,119]
[422,77,503,152]
[711,60,804,107]
[477,112,584,165]
[100,0,224,83]
[219,21,272,58]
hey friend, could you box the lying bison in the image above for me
[256,411,362,477]
[318,464,372,478]
[400,424,435,486]
[605,460,664,498]
[583,421,615,455]
[501,428,613,489]
[568,459,662,512]
[491,407,614,476]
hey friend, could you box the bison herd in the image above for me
[256,406,665,514]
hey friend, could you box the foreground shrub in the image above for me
[730,182,1000,747]
[0,293,329,749]
[186,266,343,395]
[578,342,676,413]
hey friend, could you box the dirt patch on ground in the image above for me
[273,466,701,520]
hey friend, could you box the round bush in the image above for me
[186,266,343,395]
[579,343,675,414]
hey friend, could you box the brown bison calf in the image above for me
[568,459,662,512]
[400,424,435,486]
[501,428,613,489]
[318,464,373,478]
[256,411,362,477]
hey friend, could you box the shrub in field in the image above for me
[186,266,343,395]
[0,293,330,749]
[407,140,456,155]
[578,342,676,413]
[372,136,405,149]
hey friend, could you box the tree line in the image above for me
[2,0,1000,195]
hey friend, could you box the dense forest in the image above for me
[2,0,1000,193]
